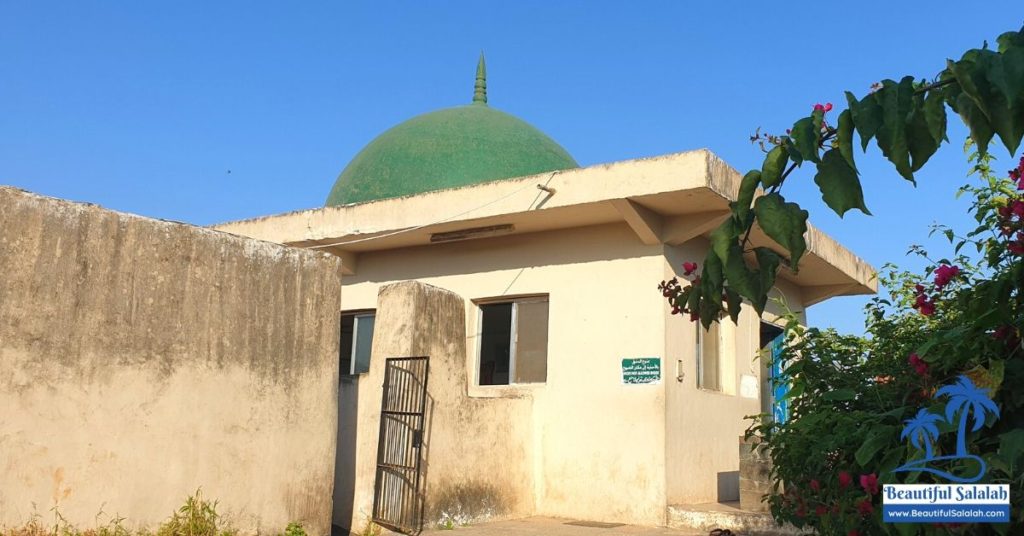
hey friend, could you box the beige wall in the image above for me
[0,187,342,535]
[340,223,670,526]
[662,240,805,505]
[338,281,534,531]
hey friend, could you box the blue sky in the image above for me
[2,2,1020,334]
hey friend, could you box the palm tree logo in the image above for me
[900,409,943,459]
[893,375,1000,483]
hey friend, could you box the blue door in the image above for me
[769,333,789,424]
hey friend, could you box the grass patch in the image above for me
[0,490,306,536]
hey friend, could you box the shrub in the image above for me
[748,146,1024,535]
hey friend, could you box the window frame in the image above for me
[340,309,376,377]
[473,295,549,387]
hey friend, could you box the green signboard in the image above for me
[621,357,661,385]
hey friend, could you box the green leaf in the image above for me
[846,90,882,151]
[724,288,742,322]
[998,29,1024,52]
[874,77,916,183]
[856,426,896,466]
[685,277,702,313]
[753,247,780,311]
[823,388,856,401]
[754,193,809,268]
[996,28,1024,53]
[894,522,920,536]
[835,109,857,171]
[999,429,1024,467]
[784,137,803,166]
[986,49,1024,111]
[811,108,825,138]
[733,170,761,223]
[923,88,948,144]
[950,89,995,155]
[948,54,1023,154]
[907,93,941,172]
[760,146,788,188]
[791,116,821,164]
[710,217,741,266]
[722,246,762,307]
[814,149,870,217]
[782,381,805,401]
[700,249,725,306]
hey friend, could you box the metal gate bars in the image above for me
[372,356,430,534]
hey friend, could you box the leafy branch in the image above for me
[663,26,1024,328]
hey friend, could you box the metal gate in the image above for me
[372,356,430,534]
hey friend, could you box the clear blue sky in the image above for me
[2,2,1020,334]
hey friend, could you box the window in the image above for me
[696,321,720,390]
[340,311,375,376]
[477,297,548,385]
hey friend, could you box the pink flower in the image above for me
[860,473,880,495]
[682,262,698,276]
[994,325,1015,340]
[813,103,825,112]
[857,498,874,516]
[919,300,936,316]
[824,103,833,112]
[933,264,960,289]
[809,479,821,492]
[913,292,936,316]
[815,505,828,517]
[1012,200,1024,218]
[1010,232,1024,255]
[908,353,928,376]
[1012,157,1024,190]
[839,471,852,489]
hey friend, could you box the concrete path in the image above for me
[418,517,706,536]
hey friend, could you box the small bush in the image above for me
[279,523,305,536]
[156,489,233,536]
[0,492,300,536]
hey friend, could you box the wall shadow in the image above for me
[333,376,360,534]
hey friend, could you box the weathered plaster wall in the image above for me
[340,223,669,526]
[0,187,342,535]
[662,239,806,506]
[339,281,534,530]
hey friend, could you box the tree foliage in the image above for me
[747,145,1023,535]
[660,27,1024,328]
[657,25,1024,535]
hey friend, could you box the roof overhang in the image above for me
[211,149,877,305]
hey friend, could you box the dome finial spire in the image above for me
[473,51,487,105]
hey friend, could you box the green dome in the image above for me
[325,55,578,206]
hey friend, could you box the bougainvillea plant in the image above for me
[744,144,1022,535]
[659,27,1024,330]
[658,25,1024,536]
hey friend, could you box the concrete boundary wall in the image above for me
[0,187,343,535]
[337,281,534,531]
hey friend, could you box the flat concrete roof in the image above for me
[212,149,876,304]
